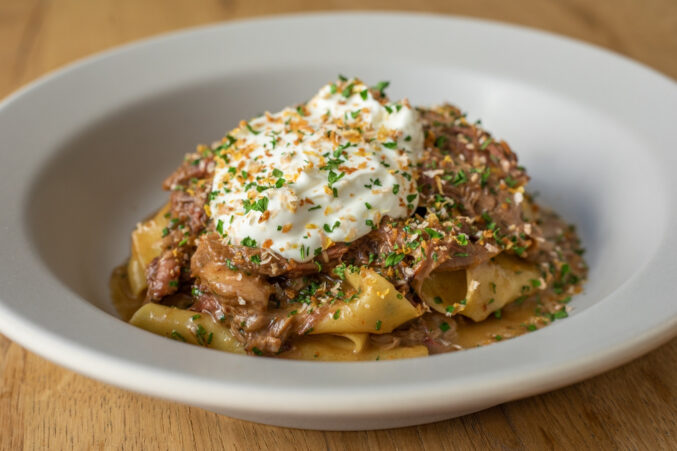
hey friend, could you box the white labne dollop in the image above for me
[209,78,423,262]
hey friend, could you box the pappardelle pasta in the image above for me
[111,77,586,360]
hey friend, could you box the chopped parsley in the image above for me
[323,221,341,233]
[170,330,186,342]
[372,80,390,96]
[452,169,467,186]
[245,123,260,135]
[243,197,269,214]
[552,309,569,320]
[560,264,570,278]
[333,263,346,280]
[327,170,345,186]
[384,252,405,267]
[480,138,493,150]
[481,167,491,187]
[341,82,354,98]
[513,246,526,256]
[425,228,443,239]
[241,236,257,247]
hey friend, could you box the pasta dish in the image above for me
[110,77,586,360]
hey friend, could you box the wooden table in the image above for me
[1,1,676,448]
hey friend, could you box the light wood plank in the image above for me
[0,0,675,449]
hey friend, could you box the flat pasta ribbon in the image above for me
[130,303,246,354]
[420,253,541,321]
[127,203,171,296]
[311,267,424,335]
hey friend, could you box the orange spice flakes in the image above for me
[377,126,398,142]
[424,132,437,148]
[207,77,423,262]
[298,197,315,207]
[355,147,368,157]
[342,129,362,143]
[327,130,340,146]
[338,165,359,175]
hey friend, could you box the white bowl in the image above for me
[0,13,675,430]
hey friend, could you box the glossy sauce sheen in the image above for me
[111,265,549,352]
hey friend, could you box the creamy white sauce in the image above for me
[209,78,423,262]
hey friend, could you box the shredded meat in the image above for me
[142,105,587,356]
[371,313,461,354]
[191,241,273,310]
[162,156,213,190]
[190,290,318,354]
[145,250,180,301]
[190,233,350,278]
[144,156,213,302]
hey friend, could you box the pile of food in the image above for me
[111,77,586,360]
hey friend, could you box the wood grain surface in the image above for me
[1,1,676,449]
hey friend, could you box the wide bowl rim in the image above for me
[0,11,675,427]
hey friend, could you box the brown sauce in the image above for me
[110,265,144,321]
[453,298,548,348]
[111,263,554,353]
